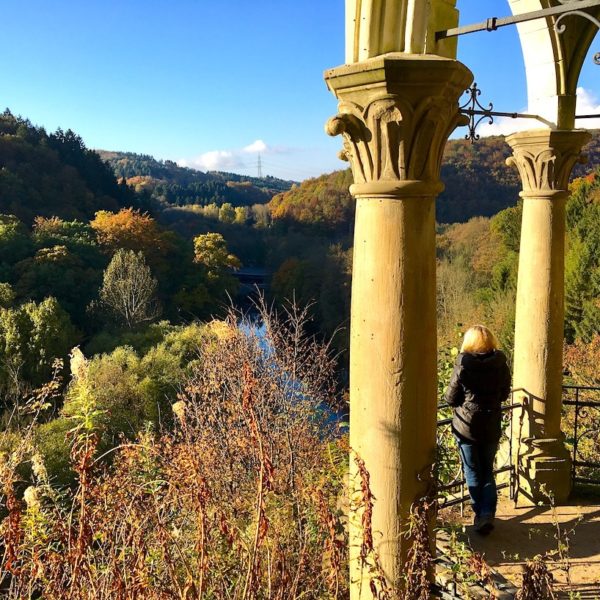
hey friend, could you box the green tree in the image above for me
[15,245,102,329]
[32,216,105,268]
[218,202,236,224]
[0,283,15,308]
[100,249,160,329]
[0,297,77,402]
[490,204,522,253]
[565,172,600,341]
[234,206,249,224]
[0,214,33,269]
[186,233,241,313]
[193,233,241,273]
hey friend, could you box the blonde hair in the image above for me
[460,325,499,354]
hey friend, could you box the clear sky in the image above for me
[1,0,598,181]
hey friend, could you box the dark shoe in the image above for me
[476,515,495,536]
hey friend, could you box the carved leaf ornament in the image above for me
[506,146,586,192]
[326,95,465,185]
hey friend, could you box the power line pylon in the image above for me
[257,154,263,178]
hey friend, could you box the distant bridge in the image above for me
[233,267,268,295]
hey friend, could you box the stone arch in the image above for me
[507,0,600,128]
[346,1,599,127]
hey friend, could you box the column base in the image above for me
[516,438,572,506]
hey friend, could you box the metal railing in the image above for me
[436,385,600,508]
[435,398,522,509]
[563,385,600,487]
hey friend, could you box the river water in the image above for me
[238,316,348,431]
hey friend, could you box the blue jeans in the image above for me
[456,438,498,517]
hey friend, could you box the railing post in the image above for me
[509,391,515,501]
[572,387,580,487]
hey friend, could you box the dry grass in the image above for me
[0,301,576,599]
[0,304,349,599]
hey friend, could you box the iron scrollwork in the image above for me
[435,400,520,508]
[459,83,494,143]
[555,0,600,65]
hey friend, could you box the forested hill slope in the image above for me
[439,131,600,222]
[269,170,355,234]
[98,150,294,209]
[269,131,600,227]
[0,111,136,224]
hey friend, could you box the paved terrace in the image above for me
[440,496,600,599]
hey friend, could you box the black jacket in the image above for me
[445,350,511,443]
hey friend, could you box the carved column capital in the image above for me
[324,54,473,197]
[505,130,591,197]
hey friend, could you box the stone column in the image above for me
[506,129,591,505]
[325,54,472,594]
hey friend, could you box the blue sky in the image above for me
[1,0,598,180]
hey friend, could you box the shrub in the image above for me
[0,306,349,598]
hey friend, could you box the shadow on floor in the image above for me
[556,588,600,600]
[464,507,600,562]
[440,497,600,597]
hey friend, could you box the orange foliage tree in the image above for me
[90,208,168,255]
[564,334,600,386]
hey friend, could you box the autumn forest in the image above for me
[0,106,599,596]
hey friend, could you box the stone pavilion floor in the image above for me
[439,495,600,598]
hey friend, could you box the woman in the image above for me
[445,325,511,535]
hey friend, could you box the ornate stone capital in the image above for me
[505,130,591,196]
[324,54,473,196]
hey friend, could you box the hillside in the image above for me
[268,170,354,233]
[268,131,600,227]
[0,110,136,224]
[98,150,294,209]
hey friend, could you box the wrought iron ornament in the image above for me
[435,399,521,509]
[556,0,600,65]
[556,0,600,30]
[458,81,600,142]
[459,83,494,143]
[563,385,600,487]
[436,385,600,510]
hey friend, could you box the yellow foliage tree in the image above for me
[193,233,241,274]
[91,208,167,255]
